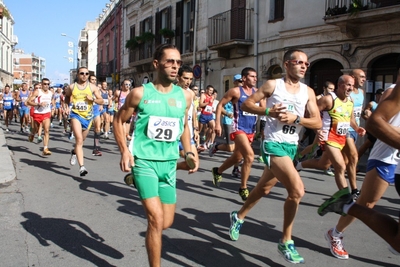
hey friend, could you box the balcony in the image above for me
[96,62,111,77]
[324,0,400,37]
[208,8,253,59]
[78,30,88,47]
[128,42,154,72]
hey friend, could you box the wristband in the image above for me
[185,152,195,158]
[265,108,270,116]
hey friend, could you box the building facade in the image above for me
[78,20,100,75]
[97,0,400,101]
[13,49,46,88]
[0,0,17,89]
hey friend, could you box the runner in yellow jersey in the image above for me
[64,67,104,176]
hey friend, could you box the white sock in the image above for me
[343,201,355,214]
[332,227,342,237]
[296,162,303,170]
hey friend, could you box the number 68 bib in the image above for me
[147,116,181,142]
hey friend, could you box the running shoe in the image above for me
[42,148,52,156]
[229,211,244,241]
[231,168,241,178]
[324,167,335,176]
[238,188,249,201]
[69,132,75,140]
[318,188,353,216]
[28,134,34,142]
[37,136,43,142]
[59,121,63,126]
[277,239,305,264]
[92,149,102,156]
[208,142,219,157]
[5,128,9,132]
[325,228,349,259]
[50,123,53,128]
[351,189,361,201]
[79,166,88,177]
[70,150,77,166]
[257,156,264,163]
[211,167,222,187]
[124,173,136,188]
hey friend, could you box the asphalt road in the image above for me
[0,121,399,267]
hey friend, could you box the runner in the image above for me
[2,85,14,132]
[16,83,30,133]
[212,67,259,201]
[89,75,102,156]
[198,85,216,148]
[64,67,104,176]
[114,44,198,267]
[228,49,321,264]
[26,78,55,155]
[209,74,243,178]
[318,64,400,256]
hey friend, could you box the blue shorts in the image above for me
[178,138,195,151]
[93,105,100,118]
[366,159,396,184]
[19,106,30,117]
[70,112,93,130]
[100,107,107,115]
[346,130,357,142]
[55,103,61,109]
[107,109,114,116]
[199,114,214,124]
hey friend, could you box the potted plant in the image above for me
[141,31,155,43]
[159,28,175,39]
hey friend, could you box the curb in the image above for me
[0,127,16,183]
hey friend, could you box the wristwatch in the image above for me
[294,115,301,125]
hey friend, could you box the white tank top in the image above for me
[264,78,308,144]
[369,111,400,165]
[186,88,194,138]
[34,90,53,114]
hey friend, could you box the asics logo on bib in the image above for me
[154,118,176,127]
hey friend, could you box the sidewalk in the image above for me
[0,125,16,183]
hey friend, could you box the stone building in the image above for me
[0,0,17,89]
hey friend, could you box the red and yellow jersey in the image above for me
[321,92,353,149]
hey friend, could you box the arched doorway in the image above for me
[310,59,343,95]
[369,53,400,101]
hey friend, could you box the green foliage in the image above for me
[158,28,175,38]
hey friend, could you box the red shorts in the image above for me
[230,130,255,143]
[33,112,51,124]
[30,106,34,117]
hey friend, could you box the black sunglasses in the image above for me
[79,72,89,76]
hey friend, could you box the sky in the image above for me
[6,0,109,85]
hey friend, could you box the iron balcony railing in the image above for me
[325,0,400,17]
[208,8,253,47]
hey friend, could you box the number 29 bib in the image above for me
[147,116,181,142]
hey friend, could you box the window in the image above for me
[155,6,172,45]
[269,0,284,22]
[176,0,195,54]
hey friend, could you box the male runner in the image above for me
[65,67,103,176]
[212,67,258,201]
[16,83,30,132]
[228,49,321,264]
[114,44,198,267]
[26,78,55,155]
[318,63,400,257]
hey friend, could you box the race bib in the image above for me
[204,105,213,113]
[75,101,88,111]
[4,102,11,107]
[242,102,259,116]
[336,122,350,135]
[353,106,362,125]
[103,99,109,105]
[147,116,180,142]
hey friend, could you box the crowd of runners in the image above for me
[1,44,399,266]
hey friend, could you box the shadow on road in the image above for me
[20,211,123,266]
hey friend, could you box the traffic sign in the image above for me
[193,64,202,79]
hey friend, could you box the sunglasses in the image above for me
[42,83,50,85]
[163,59,183,67]
[124,83,131,87]
[79,72,89,76]
[288,60,310,67]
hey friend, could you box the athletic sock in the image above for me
[343,201,355,214]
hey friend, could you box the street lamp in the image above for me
[61,33,78,70]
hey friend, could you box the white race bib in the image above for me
[147,116,180,142]
[353,106,362,125]
[336,122,350,135]
[75,101,88,111]
[204,105,213,113]
[103,99,109,105]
